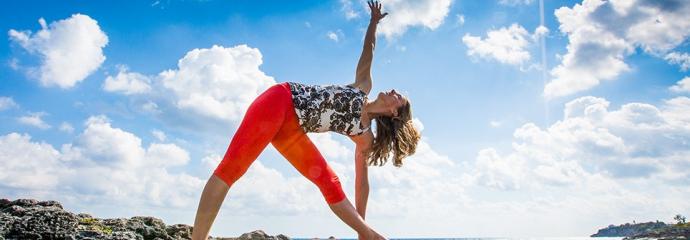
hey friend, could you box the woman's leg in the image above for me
[270,110,372,236]
[192,83,292,240]
[212,83,292,187]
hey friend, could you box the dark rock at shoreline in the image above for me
[0,198,292,240]
[592,220,690,240]
[623,224,690,240]
[591,221,669,237]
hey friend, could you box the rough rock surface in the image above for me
[623,224,690,240]
[591,221,668,237]
[0,198,292,240]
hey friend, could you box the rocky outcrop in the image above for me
[592,220,690,240]
[0,198,291,240]
[591,221,668,237]
[623,224,690,240]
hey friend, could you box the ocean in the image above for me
[294,238,624,240]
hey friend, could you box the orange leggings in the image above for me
[213,82,346,204]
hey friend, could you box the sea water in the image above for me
[295,237,624,240]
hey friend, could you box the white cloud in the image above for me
[17,112,51,129]
[499,0,535,5]
[469,95,690,190]
[412,117,425,132]
[141,101,160,114]
[670,77,690,94]
[1,115,204,209]
[340,0,360,20]
[462,23,532,66]
[545,0,690,98]
[327,30,341,42]
[201,154,223,170]
[665,52,690,71]
[307,132,351,160]
[103,65,152,95]
[145,143,190,167]
[151,129,167,142]
[8,14,108,89]
[0,133,63,190]
[534,25,549,38]
[0,97,18,111]
[490,120,502,128]
[341,0,453,40]
[159,45,275,122]
[378,0,453,40]
[471,148,525,190]
[456,14,465,26]
[59,122,74,133]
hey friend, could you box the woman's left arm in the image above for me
[351,131,374,219]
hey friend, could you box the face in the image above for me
[376,89,407,117]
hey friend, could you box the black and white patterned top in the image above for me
[287,82,370,136]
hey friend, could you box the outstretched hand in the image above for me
[368,0,388,23]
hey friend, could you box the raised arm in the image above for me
[351,0,388,95]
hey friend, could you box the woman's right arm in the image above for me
[351,1,388,95]
[192,175,230,240]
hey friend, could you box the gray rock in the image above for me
[0,198,292,240]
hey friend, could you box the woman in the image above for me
[192,1,420,239]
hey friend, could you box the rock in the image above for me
[0,198,292,240]
[10,199,38,208]
[167,224,193,239]
[592,221,668,237]
[0,199,11,209]
[624,224,690,240]
[38,200,64,209]
[5,203,78,239]
[236,230,292,240]
[128,216,169,240]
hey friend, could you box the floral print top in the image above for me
[287,82,370,136]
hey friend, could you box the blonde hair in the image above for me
[369,100,420,167]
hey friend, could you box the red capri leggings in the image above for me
[213,82,346,204]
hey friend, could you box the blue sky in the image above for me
[2,0,690,238]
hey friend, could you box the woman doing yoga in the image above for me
[192,1,421,239]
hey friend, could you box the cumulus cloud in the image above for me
[159,45,276,122]
[469,95,690,191]
[341,0,360,20]
[17,112,51,129]
[378,0,452,39]
[1,115,203,208]
[499,0,535,5]
[0,133,63,190]
[462,23,533,66]
[456,14,465,26]
[326,30,344,43]
[151,129,167,142]
[670,77,690,94]
[665,52,690,71]
[8,14,108,89]
[102,65,152,95]
[0,97,18,111]
[545,0,690,98]
[340,0,453,40]
[59,122,74,133]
